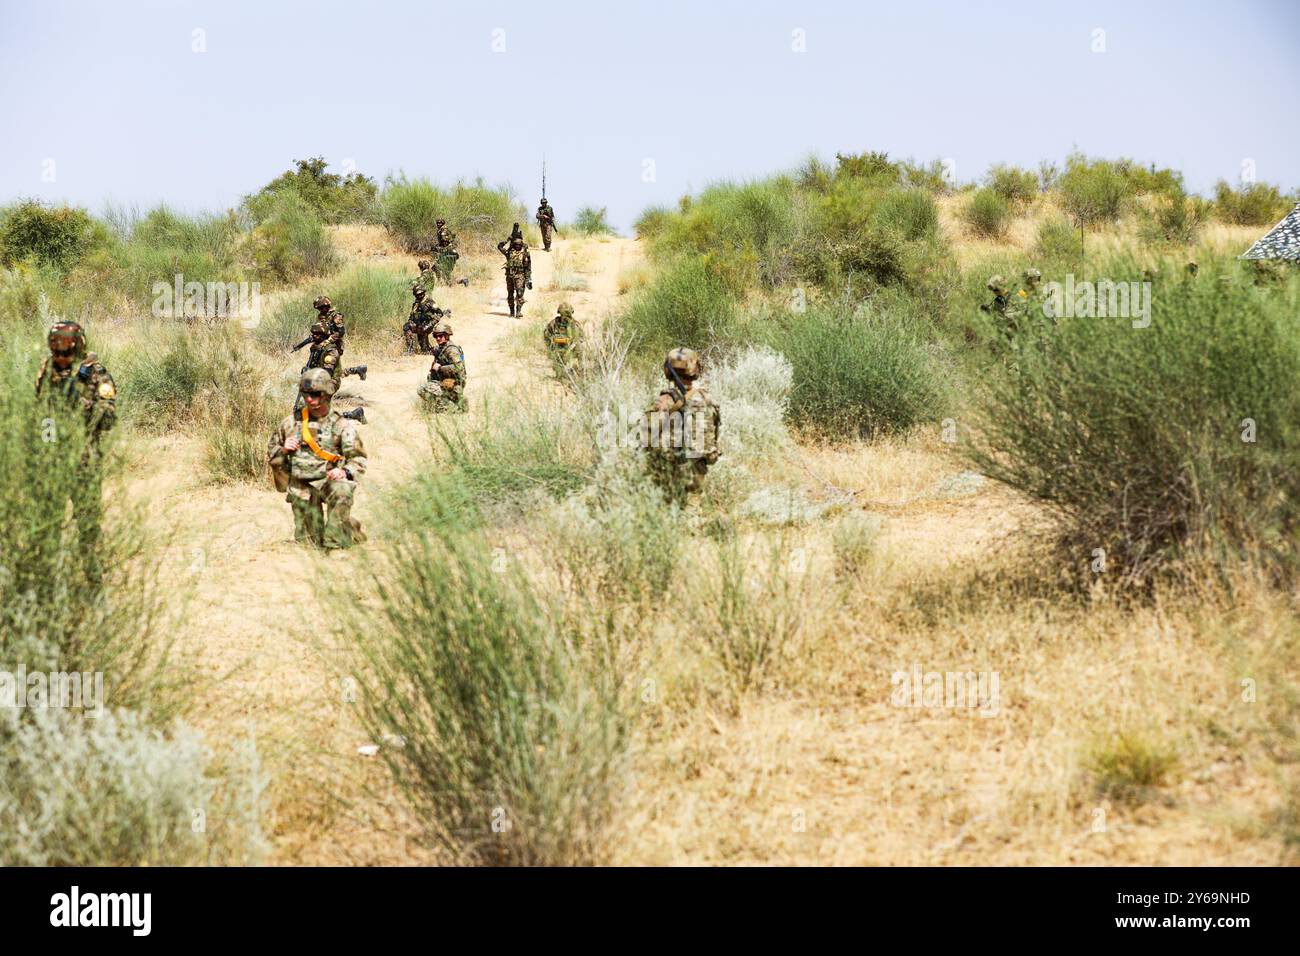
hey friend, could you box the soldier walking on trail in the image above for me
[416,321,466,412]
[497,230,532,318]
[268,368,368,550]
[36,320,117,445]
[543,302,578,359]
[433,219,459,283]
[296,321,367,424]
[641,347,721,504]
[536,198,557,252]
[403,283,446,354]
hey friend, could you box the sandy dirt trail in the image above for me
[132,235,638,863]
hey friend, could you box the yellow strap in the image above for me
[300,406,341,463]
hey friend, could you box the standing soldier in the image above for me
[297,321,367,424]
[36,320,117,444]
[268,369,368,550]
[403,283,445,353]
[543,302,578,357]
[497,232,532,317]
[641,347,721,503]
[416,258,439,289]
[433,219,459,283]
[416,321,466,412]
[536,198,557,252]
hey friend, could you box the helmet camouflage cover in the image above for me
[557,302,574,318]
[310,320,329,338]
[313,295,332,310]
[47,320,86,355]
[432,321,452,337]
[436,218,446,226]
[986,274,1007,293]
[299,367,338,397]
[665,347,701,379]
[1024,267,1042,281]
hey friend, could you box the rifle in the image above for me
[291,335,314,352]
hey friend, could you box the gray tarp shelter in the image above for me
[1240,202,1300,260]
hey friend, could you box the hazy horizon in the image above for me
[3,0,1298,231]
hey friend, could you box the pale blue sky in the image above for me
[2,0,1297,231]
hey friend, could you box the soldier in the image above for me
[433,218,459,283]
[403,283,445,354]
[416,321,466,412]
[1186,261,1199,278]
[1021,267,1042,294]
[980,274,1020,341]
[536,198,557,252]
[543,302,578,357]
[641,347,721,504]
[497,232,532,317]
[313,295,346,354]
[268,368,368,550]
[296,321,367,423]
[416,258,439,289]
[36,320,117,444]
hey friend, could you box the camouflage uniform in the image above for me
[497,233,532,317]
[536,200,557,251]
[294,322,367,421]
[268,369,368,549]
[433,220,459,282]
[641,348,721,504]
[416,259,440,290]
[543,303,577,357]
[980,274,1021,342]
[313,296,346,355]
[403,284,445,353]
[417,322,466,412]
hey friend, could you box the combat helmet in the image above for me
[986,275,1007,294]
[310,319,329,339]
[435,218,446,226]
[557,302,574,318]
[313,295,332,311]
[299,367,338,397]
[664,347,701,380]
[47,320,86,357]
[1023,267,1042,283]
[432,320,452,338]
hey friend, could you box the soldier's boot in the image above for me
[345,365,367,381]
[340,407,367,425]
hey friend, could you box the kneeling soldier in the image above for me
[268,369,368,549]
[416,321,466,412]
[641,347,721,503]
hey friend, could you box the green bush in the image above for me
[1035,216,1083,262]
[572,206,614,235]
[987,164,1039,205]
[1213,180,1292,226]
[255,263,409,350]
[873,189,939,241]
[1057,154,1133,227]
[835,150,902,185]
[963,187,1013,238]
[765,299,949,439]
[0,200,107,271]
[633,205,671,241]
[1139,194,1210,246]
[0,708,265,865]
[339,489,631,865]
[379,175,524,253]
[242,189,339,281]
[244,156,377,225]
[968,253,1300,584]
[615,256,738,363]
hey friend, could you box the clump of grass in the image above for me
[968,251,1300,585]
[764,299,949,440]
[241,189,339,281]
[1139,194,1210,246]
[0,708,265,865]
[832,512,881,578]
[1035,215,1083,262]
[339,489,631,865]
[873,189,940,241]
[963,187,1012,239]
[379,175,524,253]
[615,256,738,365]
[986,164,1039,205]
[255,263,409,350]
[706,345,793,460]
[572,206,614,236]
[1084,732,1178,806]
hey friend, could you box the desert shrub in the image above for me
[1037,160,1060,192]
[0,708,265,866]
[1083,732,1178,806]
[1213,180,1292,226]
[615,256,738,363]
[244,156,377,225]
[835,150,902,185]
[339,491,631,865]
[255,263,408,350]
[242,190,338,281]
[0,200,106,271]
[987,164,1039,205]
[379,175,524,253]
[1139,194,1210,246]
[572,206,613,235]
[1058,155,1132,227]
[1035,216,1083,262]
[873,189,939,241]
[899,158,953,193]
[0,340,183,715]
[706,345,793,459]
[768,300,948,439]
[633,205,671,241]
[963,188,1012,238]
[968,254,1300,584]
[832,513,881,578]
[197,346,281,484]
